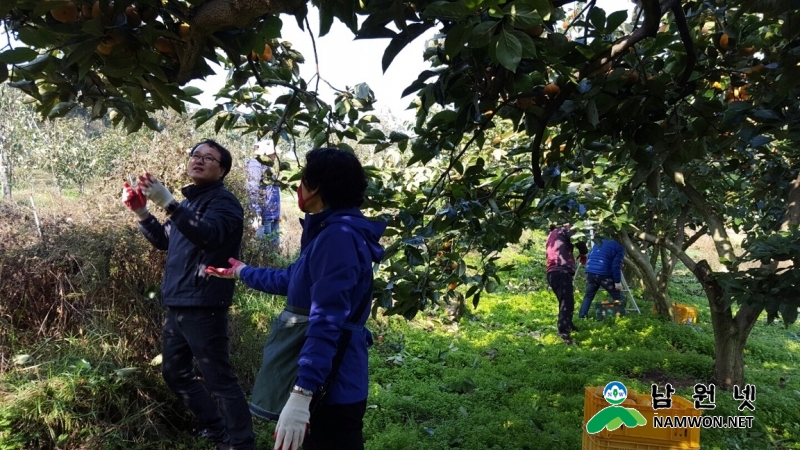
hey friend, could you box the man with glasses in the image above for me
[121,139,255,450]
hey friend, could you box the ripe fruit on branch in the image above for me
[543,83,560,97]
[719,33,730,51]
[155,36,175,54]
[51,1,79,23]
[251,44,273,61]
[523,25,543,37]
[178,23,191,41]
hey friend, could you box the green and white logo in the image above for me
[586,381,647,434]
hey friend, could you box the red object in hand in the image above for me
[122,181,147,211]
[579,254,587,265]
[205,257,246,279]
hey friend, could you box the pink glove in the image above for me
[122,181,149,220]
[205,258,248,279]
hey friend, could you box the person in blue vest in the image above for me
[578,237,626,319]
[246,140,282,245]
[207,148,386,450]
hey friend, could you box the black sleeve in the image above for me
[137,215,170,251]
[169,194,243,250]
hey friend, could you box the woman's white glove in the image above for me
[140,173,175,209]
[273,392,312,450]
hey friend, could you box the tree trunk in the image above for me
[694,259,762,388]
[0,146,10,198]
[619,231,672,316]
[711,318,747,388]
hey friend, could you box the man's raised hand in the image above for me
[122,181,149,220]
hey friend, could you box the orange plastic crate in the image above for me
[583,387,701,448]
[583,431,700,450]
[651,303,699,324]
[674,304,698,324]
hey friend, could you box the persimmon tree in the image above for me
[3,0,799,387]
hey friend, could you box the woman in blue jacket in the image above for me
[578,238,626,319]
[208,148,385,450]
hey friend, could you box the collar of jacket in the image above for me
[300,207,373,250]
[181,180,224,200]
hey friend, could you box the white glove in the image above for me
[140,173,175,209]
[274,392,311,450]
[614,283,623,291]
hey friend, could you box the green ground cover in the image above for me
[2,235,798,449]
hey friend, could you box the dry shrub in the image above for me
[0,200,167,366]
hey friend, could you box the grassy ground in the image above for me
[352,235,800,450]
[2,179,798,449]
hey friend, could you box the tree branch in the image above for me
[683,225,708,250]
[666,171,737,267]
[176,0,308,83]
[629,226,697,272]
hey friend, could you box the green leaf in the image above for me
[444,23,474,60]
[504,3,541,30]
[382,23,434,72]
[146,75,184,112]
[605,10,628,32]
[586,99,599,127]
[182,86,203,97]
[750,109,781,122]
[519,0,552,20]
[48,101,77,119]
[17,27,58,47]
[260,15,283,39]
[494,31,522,72]
[64,39,99,69]
[389,131,409,142]
[0,47,39,64]
[469,21,498,48]
[422,1,471,20]
[509,30,537,58]
[589,7,606,31]
[337,142,355,153]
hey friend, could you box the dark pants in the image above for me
[304,400,367,450]
[579,273,623,318]
[547,271,576,336]
[162,307,255,449]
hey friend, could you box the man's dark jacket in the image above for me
[139,180,244,307]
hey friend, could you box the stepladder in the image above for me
[574,262,641,314]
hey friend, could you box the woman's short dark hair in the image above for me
[302,148,367,209]
[192,139,232,179]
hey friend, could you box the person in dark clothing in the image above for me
[121,139,255,450]
[207,148,386,450]
[545,224,588,345]
[578,238,626,319]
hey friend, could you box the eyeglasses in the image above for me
[190,154,220,164]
